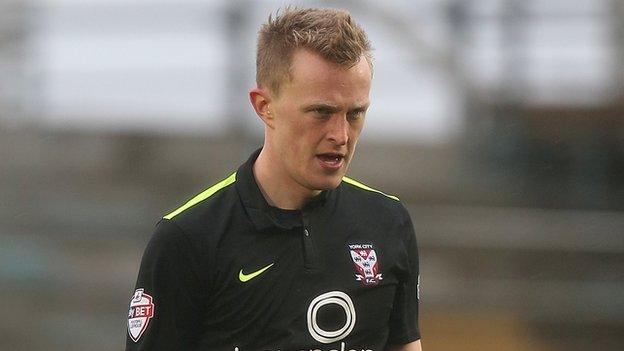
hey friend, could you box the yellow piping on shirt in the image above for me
[342,176,400,201]
[163,172,237,219]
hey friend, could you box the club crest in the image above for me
[127,288,155,342]
[348,243,383,286]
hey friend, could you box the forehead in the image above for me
[283,49,372,103]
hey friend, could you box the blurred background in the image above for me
[1,0,623,350]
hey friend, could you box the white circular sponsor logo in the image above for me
[306,291,356,344]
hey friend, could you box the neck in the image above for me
[253,147,320,210]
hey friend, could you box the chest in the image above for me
[201,216,406,350]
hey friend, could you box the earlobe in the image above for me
[249,88,274,128]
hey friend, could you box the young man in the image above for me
[126,8,421,351]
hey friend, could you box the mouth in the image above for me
[316,152,346,170]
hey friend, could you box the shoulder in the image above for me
[340,175,409,222]
[341,176,400,202]
[159,171,241,239]
[143,172,242,275]
[163,172,237,220]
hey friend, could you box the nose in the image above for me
[327,115,349,146]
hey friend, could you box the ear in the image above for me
[249,87,275,129]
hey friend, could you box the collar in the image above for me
[235,148,334,231]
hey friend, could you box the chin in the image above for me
[308,174,343,191]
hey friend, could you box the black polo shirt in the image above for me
[126,149,420,351]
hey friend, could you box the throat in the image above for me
[253,151,319,210]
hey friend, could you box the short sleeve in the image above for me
[387,207,421,345]
[125,219,205,350]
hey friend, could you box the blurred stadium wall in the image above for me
[1,0,623,350]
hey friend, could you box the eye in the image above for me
[312,108,332,119]
[347,110,365,121]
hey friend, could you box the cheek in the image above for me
[349,124,364,142]
[283,118,319,147]
[276,121,307,161]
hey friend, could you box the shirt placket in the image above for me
[301,210,320,272]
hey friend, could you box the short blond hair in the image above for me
[256,7,372,95]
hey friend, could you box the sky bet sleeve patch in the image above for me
[127,288,155,342]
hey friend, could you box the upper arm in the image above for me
[386,206,421,344]
[126,219,205,350]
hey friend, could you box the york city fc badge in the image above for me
[127,288,155,342]
[348,243,383,286]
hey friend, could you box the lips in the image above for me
[316,153,345,170]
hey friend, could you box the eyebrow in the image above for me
[302,103,340,113]
[302,103,370,113]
